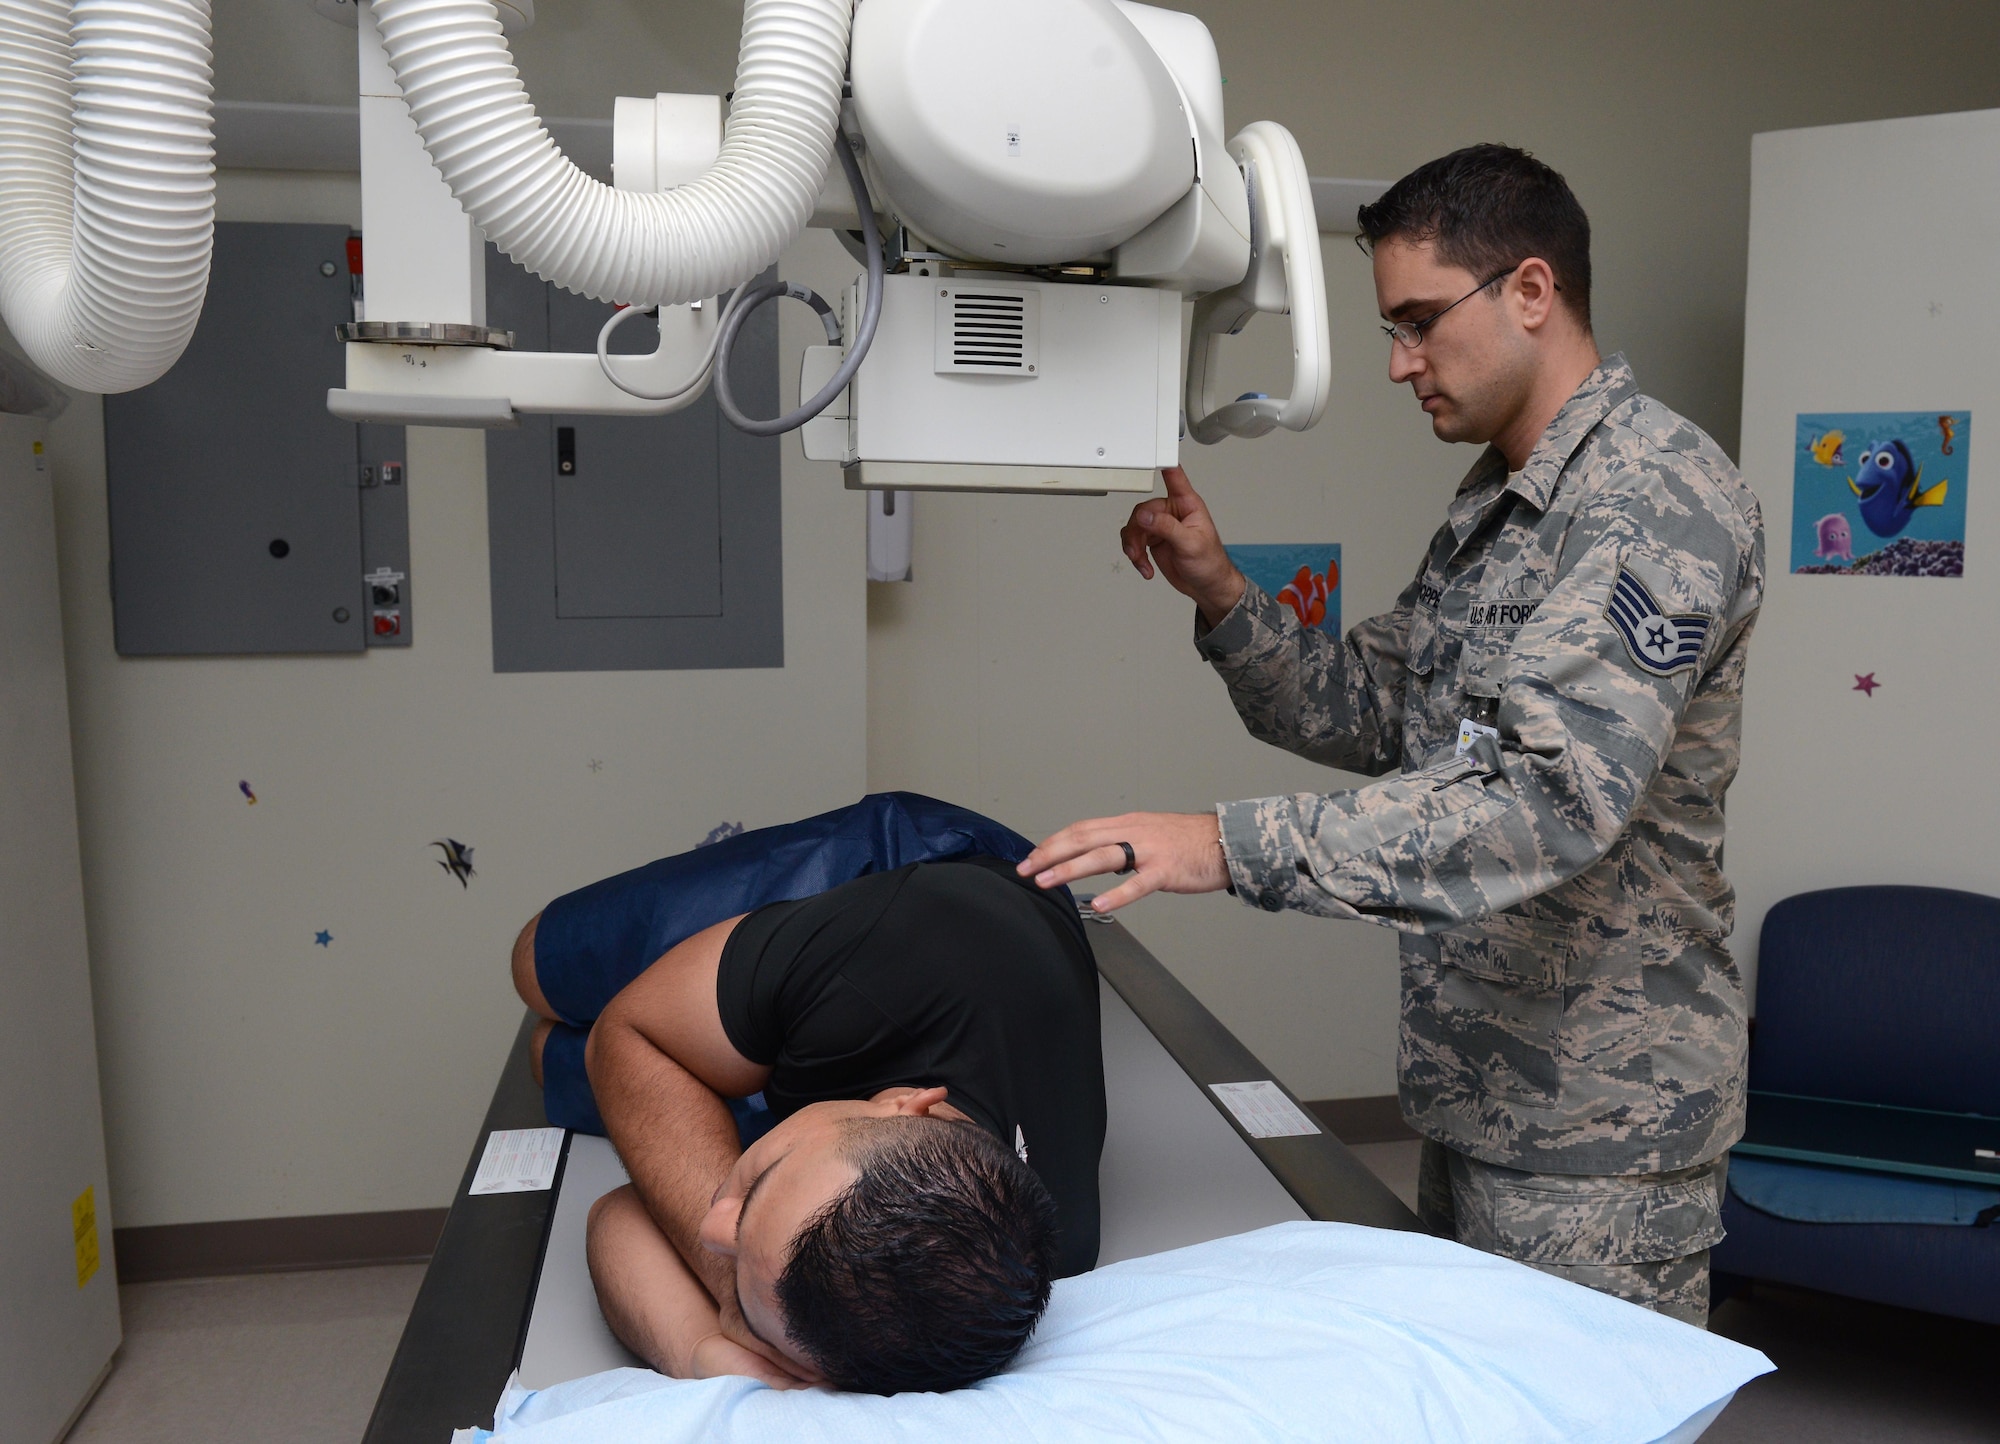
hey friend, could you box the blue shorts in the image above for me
[532,792,1052,1136]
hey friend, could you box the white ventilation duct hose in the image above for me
[0,0,214,392]
[371,0,851,307]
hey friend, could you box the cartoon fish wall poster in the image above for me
[1791,411,1968,577]
[1224,544,1342,635]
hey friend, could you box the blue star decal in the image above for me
[314,929,333,947]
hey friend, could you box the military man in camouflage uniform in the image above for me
[1021,145,1764,1324]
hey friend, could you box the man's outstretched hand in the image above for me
[1019,811,1232,914]
[1121,466,1247,628]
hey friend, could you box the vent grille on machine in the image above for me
[933,286,1041,376]
[951,292,1026,368]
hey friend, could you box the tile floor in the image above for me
[65,1265,422,1444]
[61,1143,2000,1443]
[1703,1283,1997,1443]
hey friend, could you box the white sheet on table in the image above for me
[462,1220,1771,1444]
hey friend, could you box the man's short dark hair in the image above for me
[775,1114,1058,1394]
[1356,143,1593,330]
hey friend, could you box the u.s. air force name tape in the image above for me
[1467,599,1541,628]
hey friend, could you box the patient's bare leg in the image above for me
[512,913,562,1086]
[528,1018,553,1087]
[511,912,558,1019]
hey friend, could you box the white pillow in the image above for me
[465,1222,1771,1444]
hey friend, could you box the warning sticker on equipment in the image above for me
[73,1185,99,1287]
[1209,1081,1322,1139]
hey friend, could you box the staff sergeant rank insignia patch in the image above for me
[1607,566,1710,677]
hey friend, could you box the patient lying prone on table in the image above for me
[513,848,1107,1395]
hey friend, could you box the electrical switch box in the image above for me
[104,223,410,655]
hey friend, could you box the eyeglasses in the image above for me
[1378,263,1521,349]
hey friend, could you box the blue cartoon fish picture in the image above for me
[1792,411,1968,577]
[1848,438,1947,538]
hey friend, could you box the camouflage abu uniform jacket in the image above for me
[1198,357,1764,1175]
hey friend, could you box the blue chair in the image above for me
[1713,885,2000,1324]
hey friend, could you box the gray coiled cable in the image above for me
[712,131,884,437]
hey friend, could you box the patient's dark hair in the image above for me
[1357,142,1593,330]
[775,1115,1058,1394]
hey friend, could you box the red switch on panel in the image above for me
[372,609,402,637]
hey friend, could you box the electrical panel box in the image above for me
[103,222,410,655]
[484,254,782,673]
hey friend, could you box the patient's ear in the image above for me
[891,1086,951,1117]
[700,1192,743,1257]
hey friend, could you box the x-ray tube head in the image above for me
[850,0,1195,264]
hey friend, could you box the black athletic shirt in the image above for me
[714,855,1105,1277]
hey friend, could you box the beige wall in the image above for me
[865,0,2000,1100]
[38,170,865,1229]
[1729,109,2000,983]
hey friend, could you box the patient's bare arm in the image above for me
[586,1009,743,1306]
[583,913,785,1376]
[587,1184,803,1388]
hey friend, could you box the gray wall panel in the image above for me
[104,223,368,656]
[551,412,721,619]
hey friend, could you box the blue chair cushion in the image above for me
[1714,1189,2000,1326]
[1729,1157,2000,1226]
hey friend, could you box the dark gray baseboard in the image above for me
[1306,1094,1419,1145]
[113,1207,449,1284]
[108,1104,1408,1286]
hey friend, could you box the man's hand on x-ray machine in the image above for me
[1020,811,1232,914]
[1121,466,1247,627]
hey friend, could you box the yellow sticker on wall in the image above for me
[72,1186,99,1288]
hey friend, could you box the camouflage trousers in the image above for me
[1417,1140,1727,1326]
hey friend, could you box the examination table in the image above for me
[362,918,1419,1442]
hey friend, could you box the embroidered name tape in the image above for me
[1607,567,1709,676]
[1467,600,1540,628]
